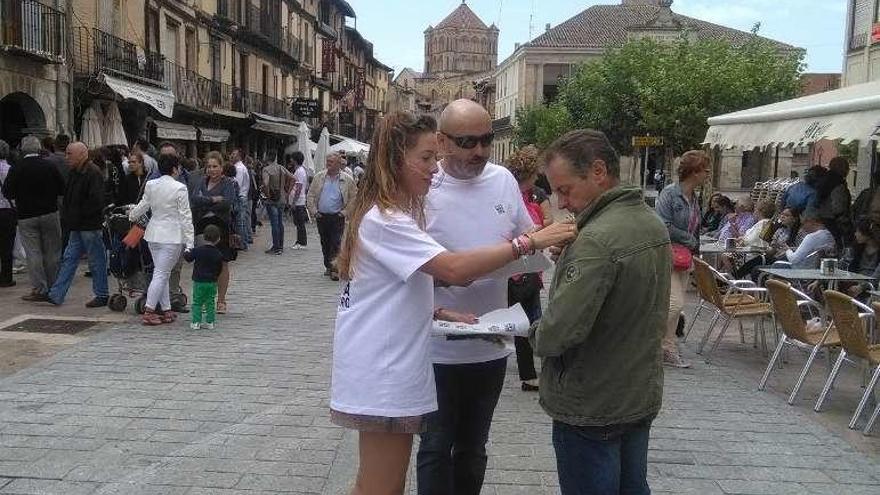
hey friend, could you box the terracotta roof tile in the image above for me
[529,4,797,50]
[436,2,488,30]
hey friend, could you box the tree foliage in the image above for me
[513,33,805,155]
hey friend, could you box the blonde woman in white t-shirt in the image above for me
[331,112,576,495]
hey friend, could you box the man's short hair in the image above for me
[289,151,304,166]
[19,135,41,155]
[158,141,178,155]
[203,224,221,244]
[0,140,9,160]
[55,134,70,150]
[265,149,277,162]
[544,129,620,179]
[157,154,179,176]
[41,136,55,152]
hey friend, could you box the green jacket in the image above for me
[530,186,671,427]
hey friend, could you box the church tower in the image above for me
[424,1,499,77]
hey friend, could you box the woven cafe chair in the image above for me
[760,280,840,404]
[692,257,774,362]
[816,291,880,433]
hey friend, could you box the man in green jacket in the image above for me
[530,129,671,495]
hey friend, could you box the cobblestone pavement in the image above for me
[0,224,879,494]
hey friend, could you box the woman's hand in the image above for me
[435,308,478,324]
[528,221,577,251]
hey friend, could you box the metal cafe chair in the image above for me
[691,258,774,362]
[683,259,758,343]
[760,280,840,404]
[816,291,880,433]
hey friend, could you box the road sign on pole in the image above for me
[632,136,664,147]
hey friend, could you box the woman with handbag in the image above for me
[190,152,237,315]
[655,150,710,368]
[504,145,552,391]
[128,154,195,325]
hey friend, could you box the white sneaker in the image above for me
[202,322,215,330]
[190,323,200,330]
[12,265,25,274]
[291,244,306,250]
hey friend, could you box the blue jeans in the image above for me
[417,358,507,495]
[552,418,653,495]
[265,203,284,251]
[49,230,108,304]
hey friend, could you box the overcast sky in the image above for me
[346,0,847,75]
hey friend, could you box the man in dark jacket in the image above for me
[531,130,671,495]
[2,135,66,301]
[44,142,109,307]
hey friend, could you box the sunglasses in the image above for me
[442,131,495,149]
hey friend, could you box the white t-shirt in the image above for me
[293,166,308,206]
[234,161,250,199]
[426,162,535,365]
[331,206,447,417]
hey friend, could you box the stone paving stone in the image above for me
[0,479,99,495]
[0,225,878,494]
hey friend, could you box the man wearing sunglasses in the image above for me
[418,99,536,495]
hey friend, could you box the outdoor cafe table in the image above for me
[700,243,767,255]
[759,268,876,291]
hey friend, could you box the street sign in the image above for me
[292,98,320,118]
[632,136,664,147]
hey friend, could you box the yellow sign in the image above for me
[632,136,664,147]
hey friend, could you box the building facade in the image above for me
[492,0,797,190]
[394,1,498,118]
[843,0,880,86]
[0,0,389,156]
[0,0,69,147]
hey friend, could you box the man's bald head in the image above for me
[439,99,491,135]
[65,142,89,169]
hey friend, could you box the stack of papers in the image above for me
[432,304,531,338]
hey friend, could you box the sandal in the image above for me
[141,309,162,326]
[217,302,227,314]
[161,311,177,324]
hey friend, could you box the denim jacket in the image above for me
[654,183,701,251]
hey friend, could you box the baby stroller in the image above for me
[103,205,189,313]
[104,205,151,313]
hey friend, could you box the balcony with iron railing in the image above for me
[0,0,65,63]
[165,60,212,112]
[281,28,302,61]
[72,27,165,84]
[211,80,291,120]
[850,32,869,52]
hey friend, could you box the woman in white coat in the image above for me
[129,154,195,325]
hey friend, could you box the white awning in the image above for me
[103,74,175,118]
[198,127,231,143]
[155,121,197,141]
[251,112,298,136]
[330,137,370,154]
[704,79,880,149]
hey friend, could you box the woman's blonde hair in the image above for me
[504,145,541,183]
[205,151,224,168]
[335,111,438,280]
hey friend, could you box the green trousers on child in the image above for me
[192,281,218,324]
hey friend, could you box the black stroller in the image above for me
[103,205,188,313]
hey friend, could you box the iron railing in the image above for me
[282,27,302,61]
[850,32,868,51]
[165,60,212,112]
[211,80,290,120]
[72,27,165,83]
[0,0,65,61]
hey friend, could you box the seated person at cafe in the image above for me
[721,200,776,273]
[716,197,756,241]
[703,195,735,236]
[780,207,836,269]
[836,218,880,301]
[734,207,807,280]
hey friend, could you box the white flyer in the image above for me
[487,252,554,281]
[431,303,531,338]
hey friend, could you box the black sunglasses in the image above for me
[442,131,495,149]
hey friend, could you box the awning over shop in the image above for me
[250,112,299,136]
[103,74,175,119]
[704,79,880,149]
[155,121,198,141]
[198,127,231,143]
